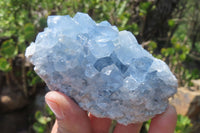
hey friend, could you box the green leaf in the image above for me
[148,41,157,51]
[38,117,51,125]
[175,43,181,51]
[39,17,47,29]
[175,115,192,133]
[145,120,151,131]
[24,23,35,42]
[117,1,127,16]
[171,37,178,44]
[131,23,139,34]
[0,58,11,72]
[168,19,175,27]
[161,48,168,57]
[191,69,200,79]
[180,54,186,61]
[31,76,41,85]
[33,123,45,133]
[35,111,51,125]
[139,2,152,16]
[167,48,175,55]
[18,43,27,53]
[121,16,129,27]
[172,56,178,65]
[45,105,55,116]
[35,111,42,120]
[0,39,18,58]
[27,70,43,86]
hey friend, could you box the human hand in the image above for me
[45,91,177,133]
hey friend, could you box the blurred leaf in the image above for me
[171,37,178,44]
[27,70,43,86]
[168,19,175,27]
[33,105,55,133]
[24,23,36,42]
[122,23,139,34]
[121,16,129,27]
[180,54,186,61]
[148,41,157,52]
[145,120,151,131]
[161,48,168,57]
[131,23,139,34]
[184,70,192,80]
[172,56,178,65]
[45,105,55,116]
[35,111,42,120]
[175,43,181,51]
[195,42,200,53]
[18,43,27,53]
[139,2,152,16]
[0,39,18,58]
[175,115,192,133]
[0,58,11,72]
[35,111,51,125]
[33,123,45,133]
[155,54,162,59]
[31,76,43,85]
[117,1,127,16]
[167,48,175,55]
[39,17,47,29]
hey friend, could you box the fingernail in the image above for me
[46,98,64,119]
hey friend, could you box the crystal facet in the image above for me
[25,12,177,125]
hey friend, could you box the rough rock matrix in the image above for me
[25,12,177,125]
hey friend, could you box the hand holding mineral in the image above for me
[45,91,177,133]
[26,13,178,124]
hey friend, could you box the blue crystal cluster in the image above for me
[25,12,177,124]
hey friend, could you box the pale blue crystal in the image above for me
[25,12,177,125]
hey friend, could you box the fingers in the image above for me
[148,105,177,133]
[88,113,112,133]
[113,123,142,133]
[45,91,92,133]
[45,91,177,133]
[113,105,176,133]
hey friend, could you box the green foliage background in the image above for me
[0,0,200,132]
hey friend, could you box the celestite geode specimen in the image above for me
[25,12,177,125]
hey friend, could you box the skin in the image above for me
[45,91,177,133]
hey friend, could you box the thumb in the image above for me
[45,91,92,133]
